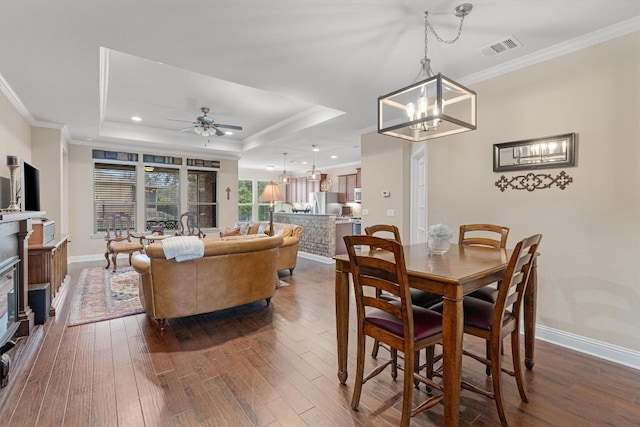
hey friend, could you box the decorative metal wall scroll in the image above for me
[495,170,573,192]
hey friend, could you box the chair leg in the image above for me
[105,252,110,270]
[511,330,528,404]
[350,327,367,410]
[289,268,294,275]
[111,253,118,272]
[400,350,414,427]
[391,348,398,380]
[490,338,509,427]
[128,252,133,266]
[425,346,435,380]
[485,340,492,376]
[371,340,380,358]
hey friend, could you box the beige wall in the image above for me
[31,126,68,233]
[360,132,412,242]
[425,32,640,351]
[0,90,31,178]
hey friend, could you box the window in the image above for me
[145,167,180,231]
[94,163,137,233]
[238,180,253,222]
[257,180,271,221]
[237,179,274,222]
[188,169,217,228]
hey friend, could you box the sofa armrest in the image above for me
[132,253,151,274]
[280,236,299,249]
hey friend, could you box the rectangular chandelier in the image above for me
[378,73,476,142]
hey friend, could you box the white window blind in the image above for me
[94,163,137,233]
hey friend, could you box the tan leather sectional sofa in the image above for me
[132,235,283,330]
[232,222,303,275]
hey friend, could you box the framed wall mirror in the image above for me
[493,132,576,172]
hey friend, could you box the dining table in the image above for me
[333,242,538,426]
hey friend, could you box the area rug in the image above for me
[68,266,144,326]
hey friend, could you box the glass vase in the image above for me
[428,237,450,255]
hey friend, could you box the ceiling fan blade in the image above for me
[168,118,196,124]
[179,126,196,132]
[215,124,243,131]
[214,127,225,136]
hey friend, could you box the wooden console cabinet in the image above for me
[28,234,69,316]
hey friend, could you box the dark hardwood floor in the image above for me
[0,258,638,426]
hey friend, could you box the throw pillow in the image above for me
[221,226,241,237]
[238,222,251,236]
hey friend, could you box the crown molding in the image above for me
[0,72,35,123]
[461,16,640,86]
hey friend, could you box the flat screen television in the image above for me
[21,161,40,212]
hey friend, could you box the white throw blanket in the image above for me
[161,236,204,262]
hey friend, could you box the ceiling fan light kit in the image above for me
[378,3,477,142]
[170,107,243,137]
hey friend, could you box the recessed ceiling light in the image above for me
[266,165,275,171]
[131,116,142,121]
[225,131,233,135]
[312,147,320,152]
[302,161,308,165]
[331,155,337,159]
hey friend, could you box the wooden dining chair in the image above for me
[460,224,510,304]
[344,235,444,427]
[365,225,442,358]
[432,234,542,426]
[104,213,144,272]
[174,212,206,238]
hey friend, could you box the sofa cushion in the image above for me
[221,226,241,237]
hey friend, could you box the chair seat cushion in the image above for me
[468,286,498,303]
[429,297,512,331]
[410,289,442,307]
[366,301,442,340]
[109,241,143,252]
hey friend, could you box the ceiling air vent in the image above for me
[480,36,522,57]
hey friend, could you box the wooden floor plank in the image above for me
[0,258,639,427]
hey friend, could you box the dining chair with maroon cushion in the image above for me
[431,234,542,427]
[364,224,442,358]
[344,235,444,427]
[459,223,510,303]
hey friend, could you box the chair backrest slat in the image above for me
[459,223,510,249]
[345,235,414,338]
[492,234,542,338]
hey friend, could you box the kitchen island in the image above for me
[273,213,354,258]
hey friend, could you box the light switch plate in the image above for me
[362,208,369,215]
[386,209,395,217]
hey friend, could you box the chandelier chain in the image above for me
[416,9,468,81]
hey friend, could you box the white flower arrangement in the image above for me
[427,224,453,241]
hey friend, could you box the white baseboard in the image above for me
[535,324,640,371]
[297,251,335,264]
[69,254,105,264]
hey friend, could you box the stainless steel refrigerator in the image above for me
[309,192,342,215]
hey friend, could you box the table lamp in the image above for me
[5,156,20,211]
[259,180,285,236]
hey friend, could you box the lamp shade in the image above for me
[378,73,476,142]
[259,180,285,203]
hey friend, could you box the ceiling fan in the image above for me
[168,107,242,137]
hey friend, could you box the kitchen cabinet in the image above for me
[338,171,359,202]
[356,168,361,188]
[286,174,327,204]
